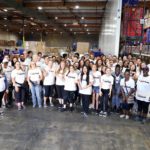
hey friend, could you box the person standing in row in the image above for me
[11,62,26,110]
[120,69,135,119]
[112,65,123,112]
[136,66,150,124]
[91,64,101,114]
[99,67,114,117]
[43,60,56,108]
[0,67,7,115]
[56,61,67,108]
[28,61,43,108]
[61,65,78,111]
[78,65,93,117]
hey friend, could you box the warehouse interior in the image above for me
[0,1,149,150]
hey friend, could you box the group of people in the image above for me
[0,50,149,124]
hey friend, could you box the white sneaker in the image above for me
[44,104,48,108]
[103,112,107,117]
[125,115,129,120]
[120,114,125,118]
[99,111,103,117]
[83,113,88,118]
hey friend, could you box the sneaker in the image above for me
[44,104,48,108]
[103,112,107,117]
[141,118,147,124]
[60,108,67,112]
[50,103,54,107]
[21,105,26,109]
[120,114,125,118]
[2,105,6,109]
[39,105,42,108]
[125,115,129,120]
[70,107,74,112]
[95,110,99,115]
[99,111,104,117]
[0,112,4,116]
[83,113,88,118]
[33,105,36,108]
[18,107,21,111]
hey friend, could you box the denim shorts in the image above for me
[92,86,100,94]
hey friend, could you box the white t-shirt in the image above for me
[24,57,32,66]
[11,69,26,86]
[3,66,13,83]
[43,66,55,86]
[101,74,114,90]
[56,71,65,86]
[36,61,43,69]
[0,76,6,92]
[28,68,42,82]
[79,74,93,95]
[120,78,135,103]
[91,71,101,87]
[64,71,78,91]
[136,75,150,102]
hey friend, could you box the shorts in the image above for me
[92,86,100,94]
[56,85,64,99]
[15,86,25,103]
[137,100,149,114]
[121,102,134,111]
[44,85,54,97]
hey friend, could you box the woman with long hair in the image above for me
[78,65,93,117]
[56,61,67,109]
[27,61,43,108]
[61,65,78,111]
[11,61,26,110]
[91,64,101,114]
[43,60,56,107]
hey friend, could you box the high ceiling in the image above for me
[0,0,108,35]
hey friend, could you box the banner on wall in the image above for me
[123,7,143,37]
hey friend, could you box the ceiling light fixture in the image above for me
[75,5,80,9]
[70,29,72,31]
[3,9,8,12]
[44,24,47,27]
[74,32,76,35]
[37,6,42,10]
[64,24,67,27]
[60,32,63,34]
[55,16,58,20]
[81,17,84,20]
[4,17,7,20]
[54,28,56,31]
[30,17,33,20]
[84,24,87,27]
[86,29,89,31]
[4,24,7,27]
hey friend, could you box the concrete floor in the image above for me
[0,107,149,150]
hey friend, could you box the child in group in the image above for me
[99,67,114,117]
[78,65,93,117]
[61,65,78,111]
[91,64,101,114]
[112,65,123,113]
[120,69,135,120]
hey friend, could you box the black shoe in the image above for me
[60,108,67,112]
[70,107,74,112]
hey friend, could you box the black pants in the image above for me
[137,100,149,114]
[100,89,109,112]
[56,85,64,99]
[15,86,25,103]
[81,94,90,114]
[0,91,5,108]
[63,90,76,104]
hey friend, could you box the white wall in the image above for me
[98,0,122,56]
[0,30,18,41]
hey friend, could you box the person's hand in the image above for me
[108,92,111,97]
[99,91,103,97]
[15,86,19,92]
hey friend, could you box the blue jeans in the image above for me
[30,84,42,107]
[112,95,121,109]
